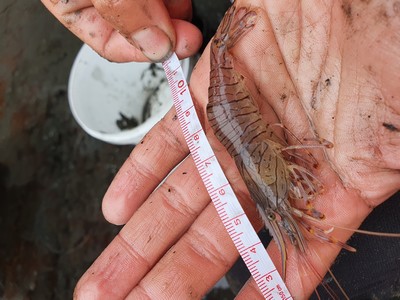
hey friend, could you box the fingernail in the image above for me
[131,26,173,62]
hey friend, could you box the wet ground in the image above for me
[0,0,232,299]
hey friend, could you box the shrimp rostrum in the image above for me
[206,4,364,298]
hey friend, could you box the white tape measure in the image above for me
[163,53,292,300]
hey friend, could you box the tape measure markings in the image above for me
[162,53,292,300]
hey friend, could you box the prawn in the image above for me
[206,4,355,297]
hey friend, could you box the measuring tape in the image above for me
[163,53,292,300]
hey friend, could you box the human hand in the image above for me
[41,0,202,62]
[74,0,400,299]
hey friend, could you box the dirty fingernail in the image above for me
[131,26,172,62]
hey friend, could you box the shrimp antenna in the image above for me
[321,221,400,238]
[295,208,400,238]
[297,246,346,300]
[310,247,350,300]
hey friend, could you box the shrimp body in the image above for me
[207,5,326,277]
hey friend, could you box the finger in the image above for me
[119,128,265,298]
[76,112,263,299]
[236,242,305,299]
[173,19,203,60]
[235,243,331,299]
[102,108,188,225]
[41,0,202,62]
[75,138,253,298]
[236,281,264,299]
[91,0,177,61]
[126,194,262,298]
[41,0,142,61]
[75,154,209,299]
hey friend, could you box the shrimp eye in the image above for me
[267,212,276,221]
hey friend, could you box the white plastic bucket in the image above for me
[68,44,191,145]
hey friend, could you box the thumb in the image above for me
[92,0,176,62]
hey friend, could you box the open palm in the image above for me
[74,0,400,299]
